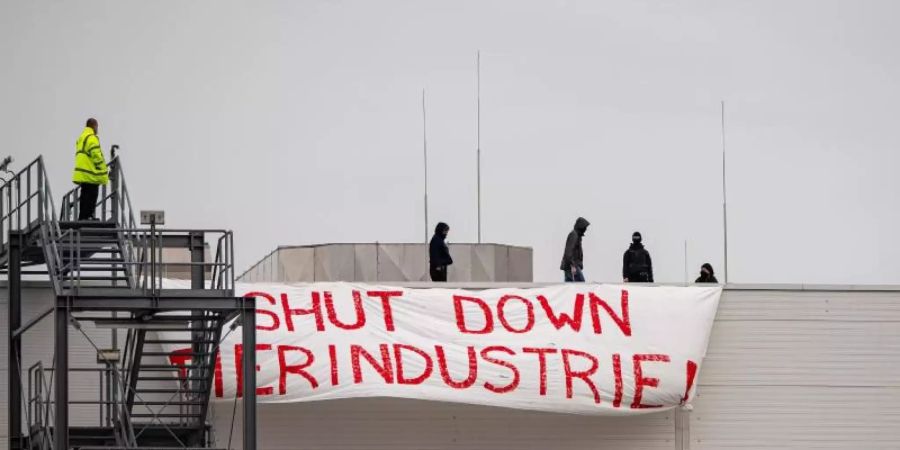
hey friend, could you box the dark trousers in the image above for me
[78,183,99,220]
[627,272,651,283]
[430,265,448,282]
[564,267,585,282]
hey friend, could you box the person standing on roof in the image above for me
[429,222,453,282]
[623,231,654,283]
[72,118,109,220]
[560,217,590,282]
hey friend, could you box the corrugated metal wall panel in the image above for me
[715,290,900,321]
[701,320,900,386]
[691,289,900,449]
[212,399,676,450]
[692,386,900,449]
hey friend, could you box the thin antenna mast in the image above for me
[721,100,729,284]
[476,50,482,243]
[423,89,429,244]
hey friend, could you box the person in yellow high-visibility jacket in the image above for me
[73,118,109,220]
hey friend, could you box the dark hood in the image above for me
[701,263,714,276]
[574,217,590,235]
[434,222,449,236]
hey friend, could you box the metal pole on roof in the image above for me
[721,100,729,284]
[476,50,482,243]
[422,89,429,244]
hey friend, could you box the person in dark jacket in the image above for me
[429,222,453,282]
[695,263,719,283]
[623,231,653,283]
[560,217,590,282]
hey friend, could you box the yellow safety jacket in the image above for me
[72,127,109,185]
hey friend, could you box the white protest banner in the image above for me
[158,282,721,415]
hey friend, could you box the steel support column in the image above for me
[190,231,205,424]
[54,300,70,450]
[190,231,205,289]
[7,231,22,450]
[242,299,257,450]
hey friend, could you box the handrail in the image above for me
[0,156,64,292]
[60,227,235,293]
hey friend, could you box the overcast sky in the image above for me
[2,0,898,284]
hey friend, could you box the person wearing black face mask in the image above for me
[560,217,590,282]
[623,231,653,283]
[696,263,718,283]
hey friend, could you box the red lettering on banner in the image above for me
[435,345,478,389]
[538,294,584,331]
[681,360,698,405]
[245,291,280,331]
[612,353,623,407]
[589,290,631,336]
[561,349,600,404]
[631,354,671,409]
[281,292,325,332]
[234,343,275,397]
[324,291,366,330]
[329,344,339,386]
[351,344,394,384]
[214,350,223,398]
[497,295,536,333]
[367,290,403,331]
[277,345,318,394]
[168,348,192,380]
[393,344,434,385]
[481,346,520,394]
[453,295,494,334]
[523,347,558,395]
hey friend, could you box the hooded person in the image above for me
[623,231,654,283]
[560,217,590,282]
[429,222,453,282]
[696,263,719,283]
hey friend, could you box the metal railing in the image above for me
[60,153,133,226]
[0,156,60,257]
[57,227,235,293]
[28,363,137,449]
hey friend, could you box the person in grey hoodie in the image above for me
[560,217,590,282]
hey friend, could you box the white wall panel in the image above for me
[691,386,900,449]
[212,398,675,450]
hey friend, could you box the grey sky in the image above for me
[2,0,898,284]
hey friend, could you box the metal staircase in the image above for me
[4,155,257,450]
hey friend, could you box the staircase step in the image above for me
[136,388,207,394]
[139,365,189,370]
[145,339,217,345]
[79,257,126,263]
[59,220,118,228]
[134,400,206,406]
[69,266,127,272]
[129,413,204,418]
[62,275,130,281]
[142,352,214,357]
[138,376,207,381]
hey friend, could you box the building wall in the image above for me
[238,244,534,283]
[2,286,899,450]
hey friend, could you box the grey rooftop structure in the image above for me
[239,243,533,283]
